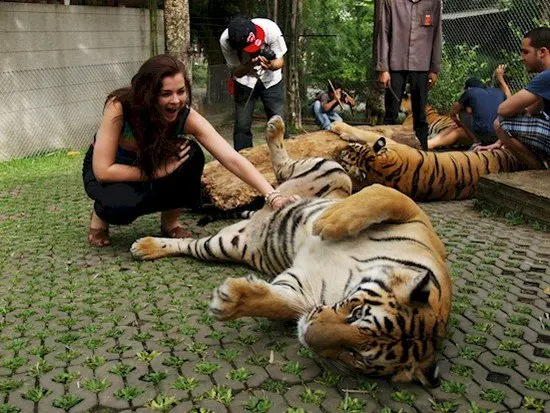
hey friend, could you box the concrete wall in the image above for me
[0,2,164,160]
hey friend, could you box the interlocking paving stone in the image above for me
[2,158,550,412]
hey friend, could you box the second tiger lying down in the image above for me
[131,116,452,385]
[330,122,524,200]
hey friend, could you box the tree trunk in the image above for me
[164,0,191,80]
[285,0,302,131]
[149,0,158,56]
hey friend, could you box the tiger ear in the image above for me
[373,137,386,153]
[408,270,432,305]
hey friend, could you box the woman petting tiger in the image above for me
[132,116,452,385]
[330,121,524,200]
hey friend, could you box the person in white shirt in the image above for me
[220,17,287,151]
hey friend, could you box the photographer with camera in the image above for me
[311,79,356,130]
[220,17,287,151]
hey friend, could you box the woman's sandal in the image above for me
[161,225,194,239]
[88,227,111,247]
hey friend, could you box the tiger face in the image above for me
[336,139,391,189]
[298,266,443,385]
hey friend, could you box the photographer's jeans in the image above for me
[311,100,342,130]
[233,79,285,151]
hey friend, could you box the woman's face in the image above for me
[157,73,187,123]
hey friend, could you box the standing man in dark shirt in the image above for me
[376,0,442,150]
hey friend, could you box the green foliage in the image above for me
[302,0,375,93]
[429,44,490,113]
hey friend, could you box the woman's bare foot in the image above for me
[88,210,111,247]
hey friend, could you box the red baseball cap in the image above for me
[228,17,266,54]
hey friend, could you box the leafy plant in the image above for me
[109,362,136,377]
[172,376,199,391]
[84,355,106,370]
[216,348,240,362]
[299,387,325,405]
[430,399,460,412]
[136,350,162,362]
[52,371,80,385]
[163,355,188,367]
[260,379,290,394]
[429,44,490,113]
[147,394,178,412]
[203,385,234,406]
[52,394,83,409]
[244,395,273,413]
[450,364,473,378]
[193,361,220,375]
[114,386,144,401]
[339,393,367,412]
[440,380,467,394]
[498,340,522,351]
[83,377,111,393]
[524,378,550,394]
[480,388,506,403]
[227,367,253,382]
[0,404,21,413]
[141,371,168,384]
[391,390,417,405]
[522,396,545,412]
[247,354,270,367]
[492,355,517,368]
[530,362,550,374]
[281,361,304,376]
[22,387,51,402]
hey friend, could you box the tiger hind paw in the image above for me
[130,237,169,260]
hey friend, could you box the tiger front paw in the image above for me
[130,237,168,260]
[209,275,268,321]
[312,204,368,241]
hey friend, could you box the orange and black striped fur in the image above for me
[331,122,523,201]
[401,94,457,139]
[131,116,451,384]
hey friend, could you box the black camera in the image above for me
[259,44,276,61]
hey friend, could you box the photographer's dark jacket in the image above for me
[376,0,442,73]
[220,18,287,89]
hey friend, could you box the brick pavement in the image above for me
[0,166,549,412]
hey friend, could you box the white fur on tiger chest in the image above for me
[289,225,445,305]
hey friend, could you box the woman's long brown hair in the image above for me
[106,54,192,179]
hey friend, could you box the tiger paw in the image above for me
[131,237,168,260]
[209,275,269,320]
[266,115,285,142]
[313,204,370,241]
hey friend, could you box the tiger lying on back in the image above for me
[331,122,524,201]
[131,116,452,385]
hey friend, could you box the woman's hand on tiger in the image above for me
[153,142,190,179]
[270,194,301,210]
[378,71,391,88]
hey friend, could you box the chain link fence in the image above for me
[0,62,143,161]
[430,0,550,112]
[2,1,550,161]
